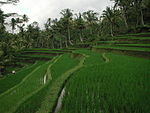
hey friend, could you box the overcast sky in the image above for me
[1,0,113,28]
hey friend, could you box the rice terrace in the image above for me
[0,0,150,113]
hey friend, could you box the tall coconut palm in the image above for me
[22,14,28,25]
[0,9,5,31]
[75,13,85,42]
[133,0,146,26]
[11,18,16,33]
[60,8,73,45]
[112,0,131,29]
[0,0,19,5]
[83,10,98,35]
[102,7,121,37]
[44,18,56,48]
[52,18,67,48]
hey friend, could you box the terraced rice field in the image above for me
[94,45,150,52]
[60,50,150,113]
[0,61,44,94]
[0,49,83,113]
[93,33,150,59]
[115,44,150,47]
[0,33,150,113]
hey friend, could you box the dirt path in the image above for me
[102,53,109,63]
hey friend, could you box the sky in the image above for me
[1,0,113,29]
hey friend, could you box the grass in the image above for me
[94,45,150,52]
[122,36,150,40]
[60,50,150,113]
[96,40,148,44]
[21,50,64,54]
[17,54,54,59]
[73,49,104,66]
[13,53,80,113]
[22,48,71,54]
[0,60,50,113]
[0,61,44,94]
[23,48,70,51]
[115,44,150,47]
[124,32,150,36]
[113,36,150,40]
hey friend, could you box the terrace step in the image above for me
[0,61,43,94]
[93,47,150,59]
[13,56,62,113]
[36,53,86,113]
[0,60,51,113]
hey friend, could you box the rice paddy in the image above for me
[0,33,150,113]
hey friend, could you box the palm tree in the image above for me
[83,10,98,35]
[133,0,145,26]
[60,9,73,45]
[11,18,16,33]
[22,14,29,26]
[51,18,67,48]
[0,0,19,5]
[102,7,121,37]
[0,9,5,31]
[44,18,55,48]
[75,13,85,42]
[25,22,40,48]
[112,0,131,29]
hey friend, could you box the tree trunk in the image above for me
[47,38,49,48]
[68,26,73,45]
[59,38,62,49]
[122,10,128,29]
[90,28,92,35]
[79,30,83,43]
[0,69,2,77]
[65,37,68,48]
[42,40,44,48]
[51,39,54,49]
[12,29,14,34]
[136,13,139,27]
[140,10,144,26]
[110,24,114,37]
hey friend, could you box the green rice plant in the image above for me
[115,44,150,47]
[17,54,54,59]
[23,48,69,51]
[0,61,44,94]
[13,56,61,113]
[124,32,150,36]
[74,49,104,66]
[13,54,80,113]
[94,45,150,52]
[114,36,150,40]
[51,54,79,79]
[22,50,64,54]
[0,60,51,113]
[60,51,150,113]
